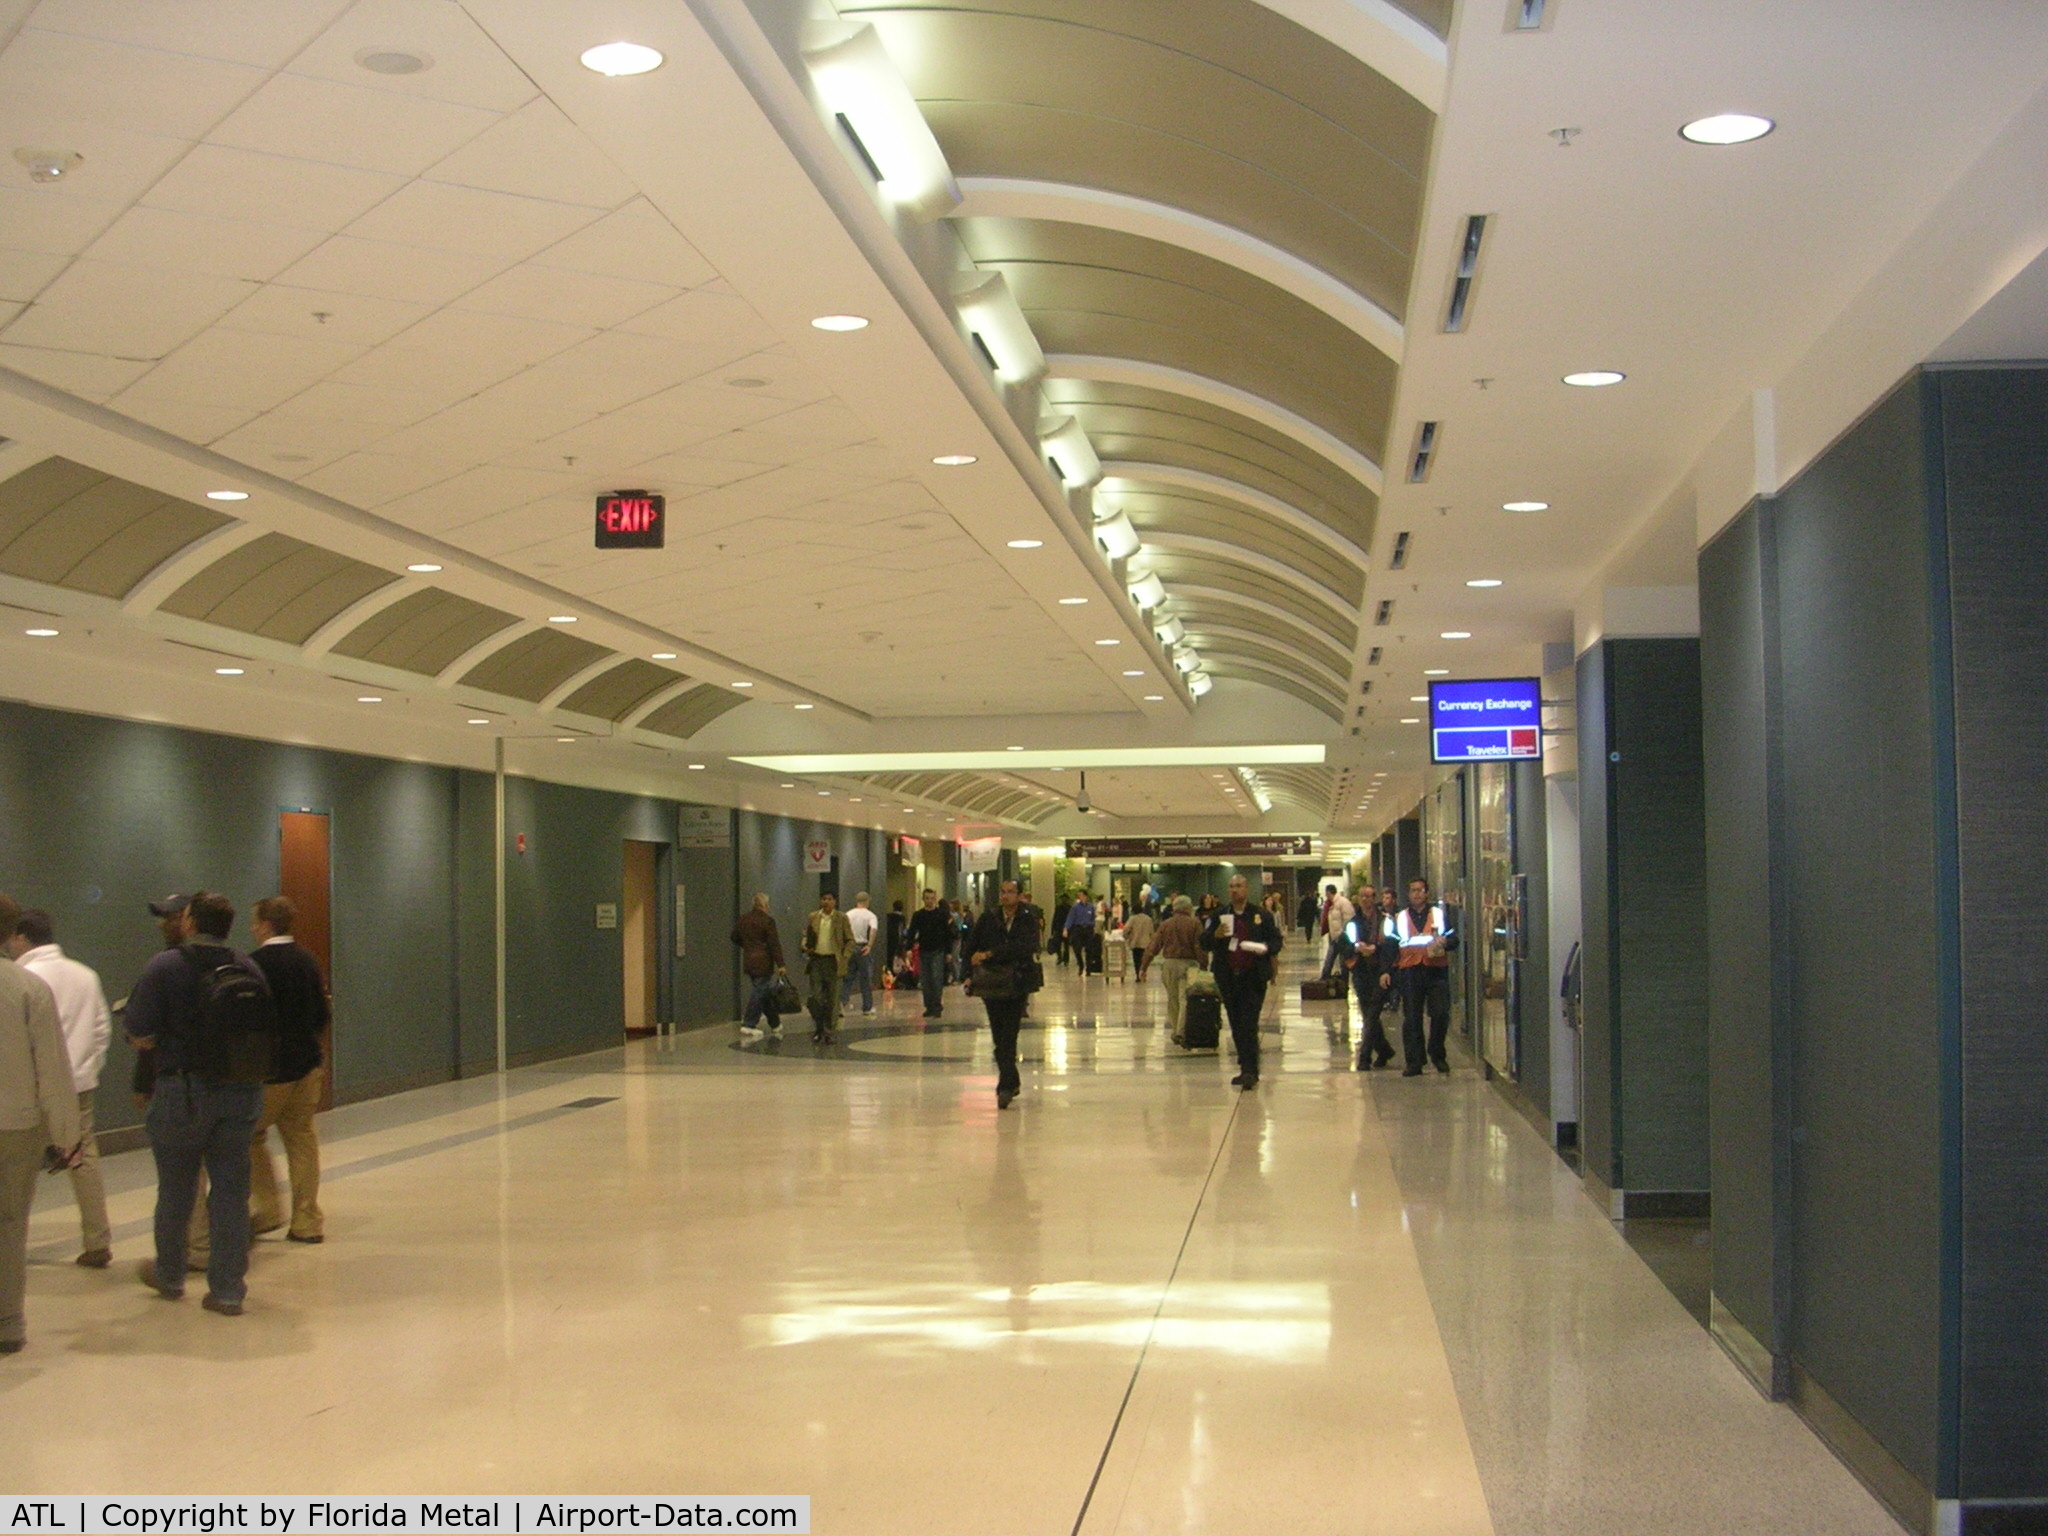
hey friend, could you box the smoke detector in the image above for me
[15,149,82,185]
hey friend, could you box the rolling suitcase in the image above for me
[1179,991,1222,1050]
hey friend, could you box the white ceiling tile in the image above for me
[282,377,457,426]
[345,180,601,261]
[117,327,362,412]
[297,449,471,506]
[83,205,329,282]
[274,235,511,305]
[0,128,188,254]
[111,395,260,444]
[530,201,717,289]
[143,144,406,232]
[0,342,150,399]
[374,306,595,373]
[425,98,637,210]
[452,263,677,332]
[1,28,267,137]
[614,286,779,353]
[214,283,432,348]
[210,73,498,176]
[27,0,350,69]
[0,248,69,303]
[209,411,385,469]
[376,464,578,531]
[283,0,537,113]
[370,394,593,458]
[529,329,730,407]
[0,258,255,358]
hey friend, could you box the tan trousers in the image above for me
[0,1126,42,1346]
[1154,957,1192,1037]
[70,1091,111,1253]
[252,1067,324,1239]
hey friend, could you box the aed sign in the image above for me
[1429,676,1542,763]
[594,490,665,549]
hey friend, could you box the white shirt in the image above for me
[18,943,111,1093]
[845,906,879,948]
[1321,894,1354,937]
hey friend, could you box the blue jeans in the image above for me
[148,1074,262,1303]
[839,948,874,1012]
[743,972,781,1029]
[919,955,946,1015]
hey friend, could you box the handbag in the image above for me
[968,961,1024,1000]
[767,974,802,1015]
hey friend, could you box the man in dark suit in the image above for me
[1202,874,1284,1090]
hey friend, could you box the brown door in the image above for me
[279,810,333,1106]
[622,839,659,1037]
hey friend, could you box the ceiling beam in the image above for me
[1102,460,1369,567]
[1045,354,1383,494]
[538,652,629,713]
[952,179,1403,362]
[117,521,269,618]
[436,620,541,689]
[300,577,423,661]
[1137,530,1357,617]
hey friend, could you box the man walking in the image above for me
[966,881,1042,1110]
[801,892,854,1045]
[731,893,786,1038]
[840,892,880,1018]
[247,898,327,1245]
[126,891,273,1315]
[1336,903,1397,1071]
[1065,892,1099,975]
[10,910,112,1266]
[1316,882,1354,978]
[1390,878,1458,1075]
[1203,874,1283,1090]
[906,890,954,1020]
[0,894,82,1355]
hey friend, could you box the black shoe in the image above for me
[1356,1055,1375,1072]
[1433,1059,1451,1074]
[997,1090,1015,1109]
[1238,1076,1259,1091]
[138,1260,182,1300]
[201,1294,243,1317]
[1374,1052,1396,1068]
[1402,1067,1423,1078]
[1230,1072,1247,1086]
[286,1233,324,1245]
[76,1247,112,1268]
[0,1338,22,1354]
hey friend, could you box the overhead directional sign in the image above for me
[1064,835,1314,860]
[1428,677,1541,763]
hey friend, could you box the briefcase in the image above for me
[1299,975,1346,1002]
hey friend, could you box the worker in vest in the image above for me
[1388,877,1458,1076]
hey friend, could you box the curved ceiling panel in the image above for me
[1044,378,1374,543]
[640,684,748,741]
[1119,489,1363,607]
[957,219,1397,461]
[560,658,690,722]
[1183,629,1347,698]
[160,532,398,646]
[1204,658,1344,722]
[847,0,1430,315]
[1168,591,1353,675]
[1145,551,1354,649]
[460,628,612,703]
[0,456,230,599]
[331,588,519,677]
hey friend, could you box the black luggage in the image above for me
[1299,975,1346,1002]
[1179,991,1222,1050]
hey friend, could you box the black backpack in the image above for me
[182,945,278,1085]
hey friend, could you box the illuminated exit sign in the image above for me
[594,490,665,550]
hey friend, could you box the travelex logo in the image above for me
[0,1499,809,1535]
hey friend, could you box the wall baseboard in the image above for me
[1583,1165,1711,1220]
[1952,1500,2048,1535]
[1789,1359,1929,1534]
[1710,1290,1789,1400]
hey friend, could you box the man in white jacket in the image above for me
[10,910,112,1267]
[0,893,83,1354]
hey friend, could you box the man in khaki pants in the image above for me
[247,898,327,1243]
[0,892,82,1354]
[10,909,113,1266]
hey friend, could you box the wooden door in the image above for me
[622,839,659,1037]
[278,810,333,1105]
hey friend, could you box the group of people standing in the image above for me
[1,888,329,1353]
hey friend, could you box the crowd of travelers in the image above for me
[0,888,329,1353]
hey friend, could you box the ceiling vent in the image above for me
[1509,0,1553,30]
[1367,646,1382,667]
[1374,599,1394,626]
[1359,680,1373,695]
[1443,215,1489,333]
[834,113,885,182]
[1390,531,1411,570]
[1407,421,1439,482]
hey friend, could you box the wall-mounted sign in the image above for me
[1064,835,1315,860]
[803,839,833,874]
[1428,676,1541,763]
[676,805,729,848]
[595,902,619,930]
[896,835,922,867]
[960,836,1002,873]
[594,490,665,550]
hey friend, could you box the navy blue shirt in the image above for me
[125,942,259,1076]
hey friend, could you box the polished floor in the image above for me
[9,955,1899,1534]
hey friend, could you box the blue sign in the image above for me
[1429,677,1542,763]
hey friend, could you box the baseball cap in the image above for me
[148,894,192,918]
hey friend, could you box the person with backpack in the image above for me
[124,891,276,1316]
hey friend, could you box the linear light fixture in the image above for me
[1407,421,1439,482]
[1443,214,1489,333]
[952,270,1044,384]
[801,22,960,221]
[733,745,1324,773]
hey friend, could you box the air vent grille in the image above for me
[1512,0,1550,29]
[1408,421,1438,483]
[1374,599,1394,626]
[1444,215,1488,333]
[1390,531,1411,570]
[1367,646,1382,667]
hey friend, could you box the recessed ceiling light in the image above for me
[793,703,814,710]
[1006,745,1023,751]
[687,762,706,770]
[1006,539,1044,550]
[651,651,678,660]
[1400,717,1421,725]
[205,490,248,501]
[214,667,244,676]
[1441,631,1471,640]
[547,615,577,624]
[355,48,431,75]
[468,718,491,725]
[780,782,796,788]
[557,737,578,743]
[23,628,57,638]
[1467,578,1503,588]
[732,681,754,689]
[1121,669,1144,677]
[1143,694,1165,701]
[1680,113,1774,146]
[932,454,977,467]
[580,41,664,76]
[811,314,869,332]
[1410,695,1428,702]
[406,563,442,573]
[1094,638,1120,646]
[817,790,831,797]
[1424,668,1450,676]
[1502,501,1549,513]
[1058,597,1088,606]
[1563,371,1625,388]
[357,696,383,704]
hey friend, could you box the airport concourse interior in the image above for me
[2,2,2047,1535]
